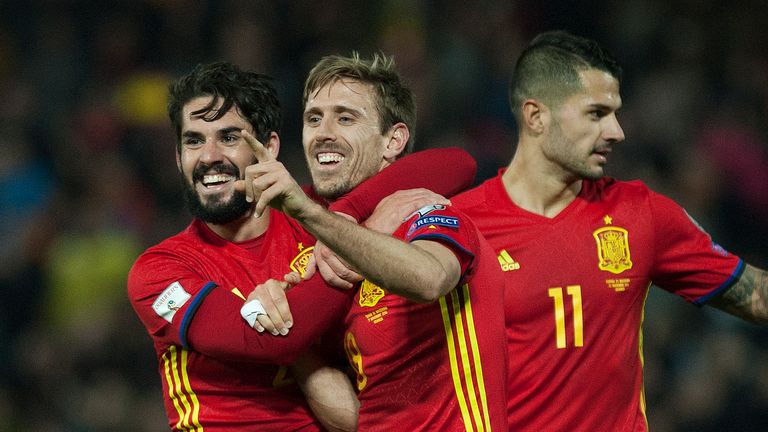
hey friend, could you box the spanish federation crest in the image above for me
[290,244,315,277]
[593,219,632,274]
[359,279,385,307]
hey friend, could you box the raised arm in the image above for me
[709,263,768,324]
[241,132,467,302]
[295,205,462,302]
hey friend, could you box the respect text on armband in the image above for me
[412,215,460,230]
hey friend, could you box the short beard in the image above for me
[546,118,605,181]
[180,164,252,224]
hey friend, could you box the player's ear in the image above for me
[383,122,409,161]
[265,131,280,159]
[175,148,182,172]
[522,99,547,135]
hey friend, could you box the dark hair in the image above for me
[167,62,280,150]
[509,30,622,122]
[303,52,416,155]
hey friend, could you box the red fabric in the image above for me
[345,205,508,431]
[128,211,337,431]
[452,174,744,432]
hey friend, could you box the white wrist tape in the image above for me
[240,299,267,328]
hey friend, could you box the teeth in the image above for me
[202,174,233,185]
[318,153,344,164]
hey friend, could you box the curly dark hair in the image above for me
[167,62,280,151]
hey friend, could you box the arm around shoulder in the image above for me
[329,147,476,222]
[296,204,463,303]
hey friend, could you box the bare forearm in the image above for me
[709,264,768,324]
[294,202,457,302]
[291,352,359,432]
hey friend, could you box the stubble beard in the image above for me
[310,158,382,201]
[547,121,604,181]
[311,174,353,200]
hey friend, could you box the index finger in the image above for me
[242,129,274,163]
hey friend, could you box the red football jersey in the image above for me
[344,205,509,431]
[128,147,478,431]
[452,174,744,432]
[128,210,347,432]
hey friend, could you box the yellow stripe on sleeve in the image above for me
[163,348,187,426]
[439,285,493,432]
[169,346,194,430]
[450,287,485,432]
[638,285,651,428]
[461,283,492,432]
[163,346,203,431]
[180,348,203,431]
[439,295,475,432]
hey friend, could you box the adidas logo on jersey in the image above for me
[497,249,520,271]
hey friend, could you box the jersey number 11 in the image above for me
[548,285,584,349]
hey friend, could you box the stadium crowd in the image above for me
[0,0,766,430]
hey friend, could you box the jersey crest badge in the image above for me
[290,244,314,277]
[359,279,385,307]
[593,218,632,274]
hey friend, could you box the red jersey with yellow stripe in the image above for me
[128,210,349,432]
[344,205,508,431]
[452,174,744,432]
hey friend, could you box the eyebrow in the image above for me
[182,126,243,139]
[218,126,243,135]
[588,102,621,112]
[304,105,364,117]
[334,105,364,117]
[182,130,204,140]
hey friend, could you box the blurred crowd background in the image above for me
[1,0,767,430]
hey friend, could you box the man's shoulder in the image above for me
[138,222,202,257]
[586,177,653,198]
[452,175,500,210]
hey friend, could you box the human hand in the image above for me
[241,272,301,336]
[364,188,450,234]
[303,240,363,290]
[234,130,314,218]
